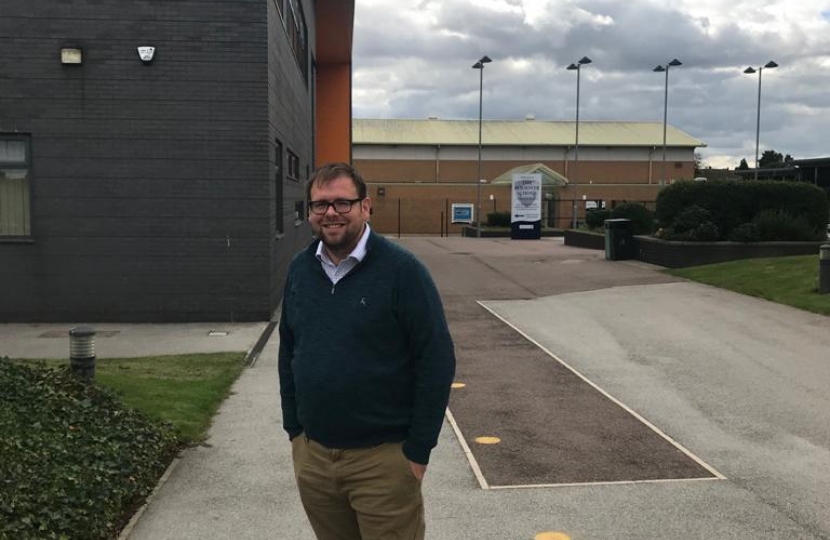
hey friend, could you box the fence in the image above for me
[371,197,557,236]
[369,197,657,236]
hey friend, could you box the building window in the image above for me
[287,150,300,182]
[275,138,284,235]
[0,135,31,237]
[294,200,305,225]
[283,0,309,83]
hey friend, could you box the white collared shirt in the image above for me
[315,223,371,285]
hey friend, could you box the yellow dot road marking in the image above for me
[474,436,501,444]
[535,533,571,540]
[451,382,466,389]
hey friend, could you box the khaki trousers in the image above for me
[292,435,425,540]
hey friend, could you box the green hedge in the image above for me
[585,209,612,230]
[610,202,656,235]
[0,359,182,540]
[656,180,829,241]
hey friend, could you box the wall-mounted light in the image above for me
[137,46,156,64]
[61,47,83,65]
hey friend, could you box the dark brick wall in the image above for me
[0,0,316,322]
[267,0,316,312]
[563,231,825,268]
[634,237,826,268]
[563,230,605,250]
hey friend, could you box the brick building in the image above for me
[0,0,353,322]
[353,118,705,235]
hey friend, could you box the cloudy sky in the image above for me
[351,0,830,169]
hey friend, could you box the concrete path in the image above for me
[0,322,266,359]
[10,236,828,540]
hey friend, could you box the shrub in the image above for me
[585,209,612,230]
[694,221,721,241]
[672,205,714,233]
[656,179,829,240]
[753,209,824,241]
[610,202,655,235]
[661,204,721,241]
[727,222,762,243]
[0,358,182,540]
[486,211,511,227]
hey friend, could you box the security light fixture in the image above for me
[61,47,83,65]
[137,46,156,64]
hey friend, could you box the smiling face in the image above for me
[308,175,372,264]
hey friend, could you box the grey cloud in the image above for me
[353,0,830,165]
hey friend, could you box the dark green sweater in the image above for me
[278,232,456,465]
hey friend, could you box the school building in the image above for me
[353,117,706,235]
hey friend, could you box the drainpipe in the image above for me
[564,146,570,178]
[648,146,656,185]
[435,144,441,183]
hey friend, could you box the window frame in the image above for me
[275,0,309,84]
[274,138,284,236]
[287,150,300,183]
[0,134,33,241]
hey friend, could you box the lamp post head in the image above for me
[744,66,757,74]
[568,56,591,71]
[764,60,778,69]
[654,59,681,72]
[473,55,492,68]
[472,55,492,69]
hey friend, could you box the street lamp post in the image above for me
[472,55,492,238]
[653,58,682,185]
[567,56,591,229]
[744,61,778,181]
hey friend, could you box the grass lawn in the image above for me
[15,352,246,442]
[665,254,830,316]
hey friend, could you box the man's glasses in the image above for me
[308,198,364,215]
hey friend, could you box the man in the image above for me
[278,162,456,540]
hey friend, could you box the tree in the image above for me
[738,158,749,170]
[759,149,784,168]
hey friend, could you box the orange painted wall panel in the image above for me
[316,63,351,165]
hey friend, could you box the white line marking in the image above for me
[476,300,727,481]
[445,408,490,490]
[488,476,723,490]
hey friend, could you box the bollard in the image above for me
[69,327,96,381]
[820,245,830,294]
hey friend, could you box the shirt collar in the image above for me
[315,223,372,266]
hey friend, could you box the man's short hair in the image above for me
[306,162,368,202]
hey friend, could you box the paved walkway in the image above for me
[6,237,829,539]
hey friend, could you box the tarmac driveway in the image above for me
[398,236,830,540]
